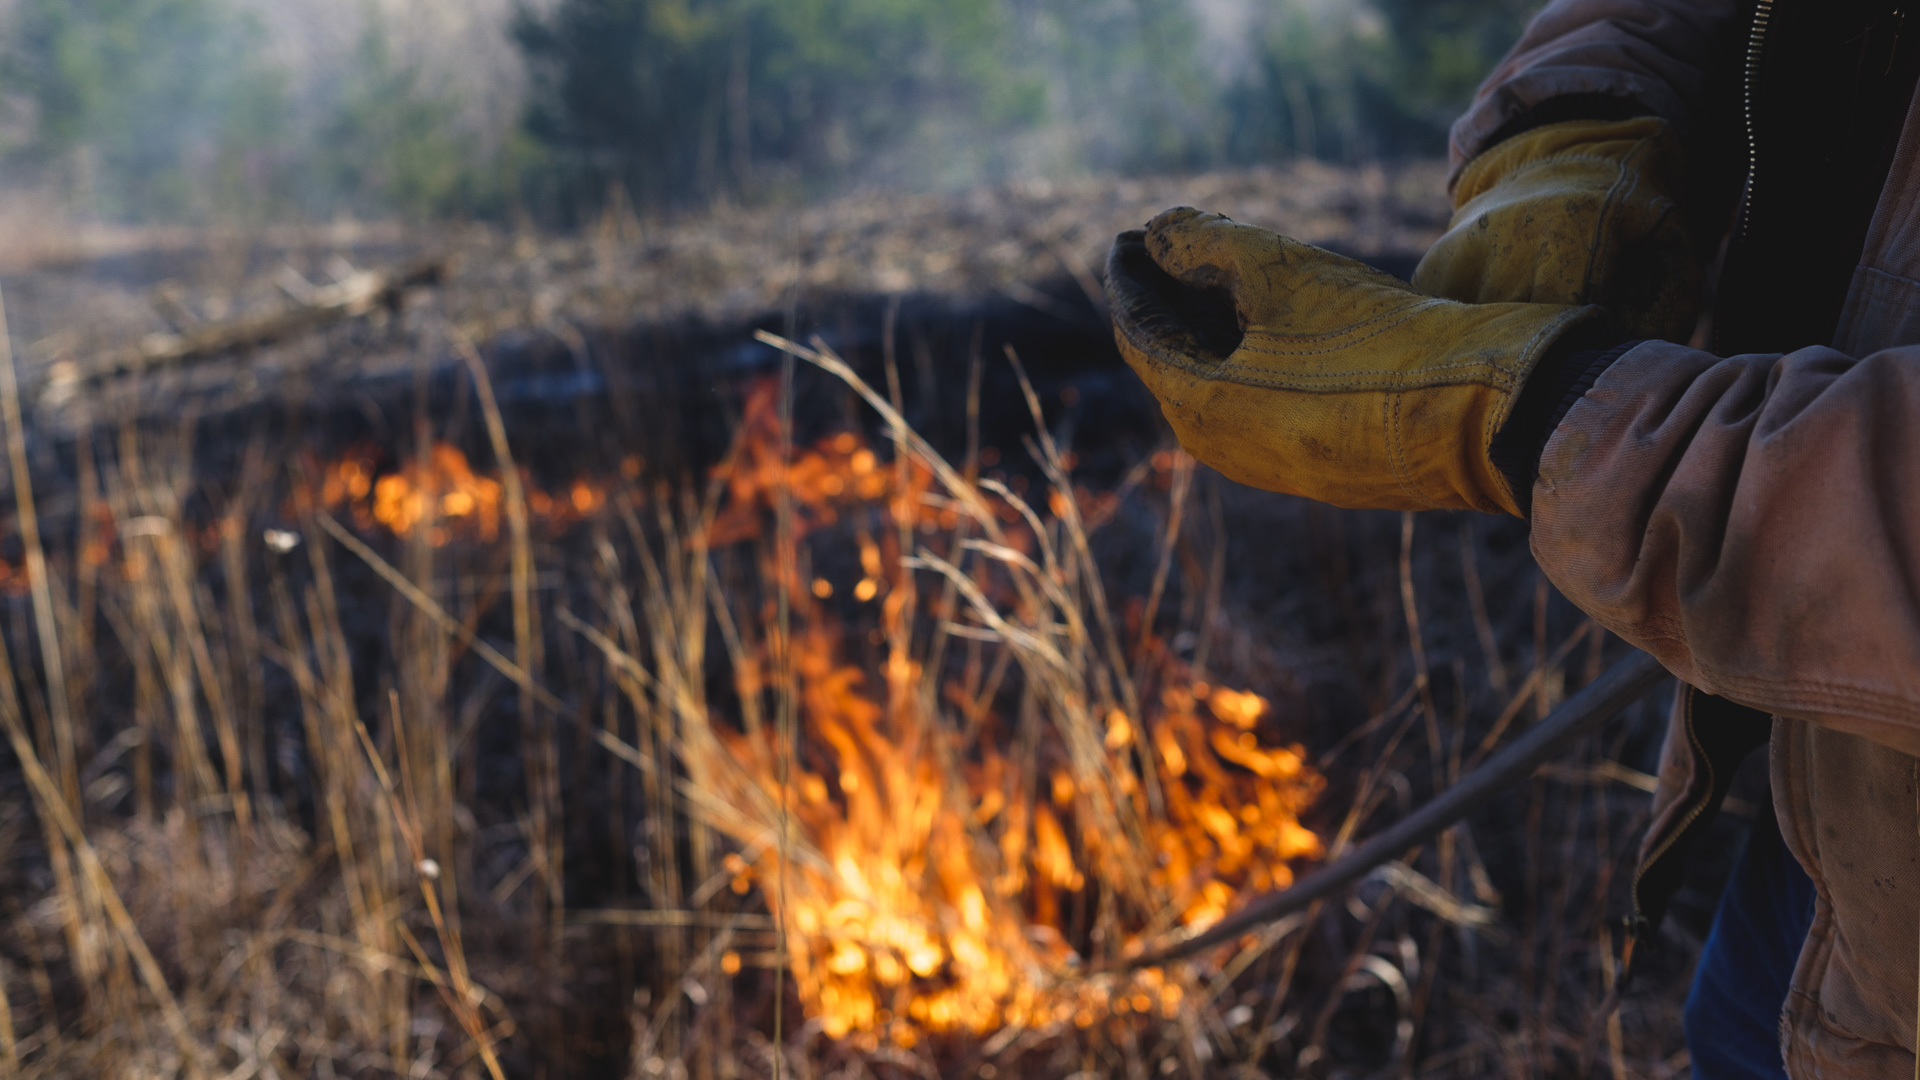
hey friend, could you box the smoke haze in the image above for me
[0,0,1539,225]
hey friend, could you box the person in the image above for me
[1105,1,1920,1076]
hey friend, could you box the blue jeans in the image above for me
[1684,811,1818,1080]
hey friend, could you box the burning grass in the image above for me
[0,314,1697,1077]
[623,352,1326,1049]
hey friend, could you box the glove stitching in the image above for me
[1583,138,1657,305]
[1383,392,1397,500]
[1143,348,1524,392]
[1487,368,1518,513]
[1223,353,1524,386]
[1118,312,1544,393]
[1386,392,1424,506]
[1513,148,1649,174]
[1462,141,1622,200]
[1237,296,1452,343]
[1113,301,1527,388]
[1236,302,1550,373]
[1236,302,1441,353]
[1482,307,1596,514]
[1515,309,1593,379]
[1582,163,1631,304]
[1459,148,1651,209]
[1483,389,1509,514]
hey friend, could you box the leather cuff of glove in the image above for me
[1489,334,1641,518]
[1478,94,1656,160]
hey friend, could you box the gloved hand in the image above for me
[1413,116,1699,341]
[1107,208,1605,516]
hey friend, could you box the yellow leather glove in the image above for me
[1413,116,1699,341]
[1107,208,1604,516]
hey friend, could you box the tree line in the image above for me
[0,0,1541,225]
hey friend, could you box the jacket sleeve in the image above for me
[1451,0,1745,177]
[1530,340,1920,756]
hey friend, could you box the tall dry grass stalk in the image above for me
[0,310,1680,1077]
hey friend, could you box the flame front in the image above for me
[311,378,1325,1050]
[316,443,614,543]
[693,381,1325,1048]
[715,625,1323,1047]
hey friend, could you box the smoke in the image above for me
[0,0,1536,225]
[1187,0,1265,80]
[233,0,530,160]
[0,0,535,222]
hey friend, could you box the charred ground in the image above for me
[0,163,1751,1078]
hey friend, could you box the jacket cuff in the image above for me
[1453,94,1656,194]
[1491,338,1640,517]
[1479,94,1654,155]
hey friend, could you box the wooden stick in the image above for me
[71,258,445,382]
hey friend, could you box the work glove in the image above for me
[1413,116,1698,341]
[1106,208,1605,516]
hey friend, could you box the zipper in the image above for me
[1741,0,1777,237]
[1620,687,1718,980]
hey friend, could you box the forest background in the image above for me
[0,0,1540,227]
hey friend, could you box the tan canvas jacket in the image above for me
[1456,1,1920,1074]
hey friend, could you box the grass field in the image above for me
[0,167,1724,1078]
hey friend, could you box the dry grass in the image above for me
[1,159,1448,439]
[0,281,1699,1079]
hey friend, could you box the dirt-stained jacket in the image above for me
[1458,0,1920,1074]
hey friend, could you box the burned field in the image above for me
[0,165,1735,1078]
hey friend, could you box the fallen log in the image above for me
[68,257,447,383]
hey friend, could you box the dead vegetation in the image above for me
[1,160,1447,426]
[0,162,1718,1078]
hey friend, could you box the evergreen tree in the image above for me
[512,0,1020,219]
[0,0,1549,223]
[318,19,483,220]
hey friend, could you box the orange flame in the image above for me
[703,386,948,549]
[704,592,1323,1048]
[688,379,1324,1048]
[315,444,617,545]
[306,378,1326,1049]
